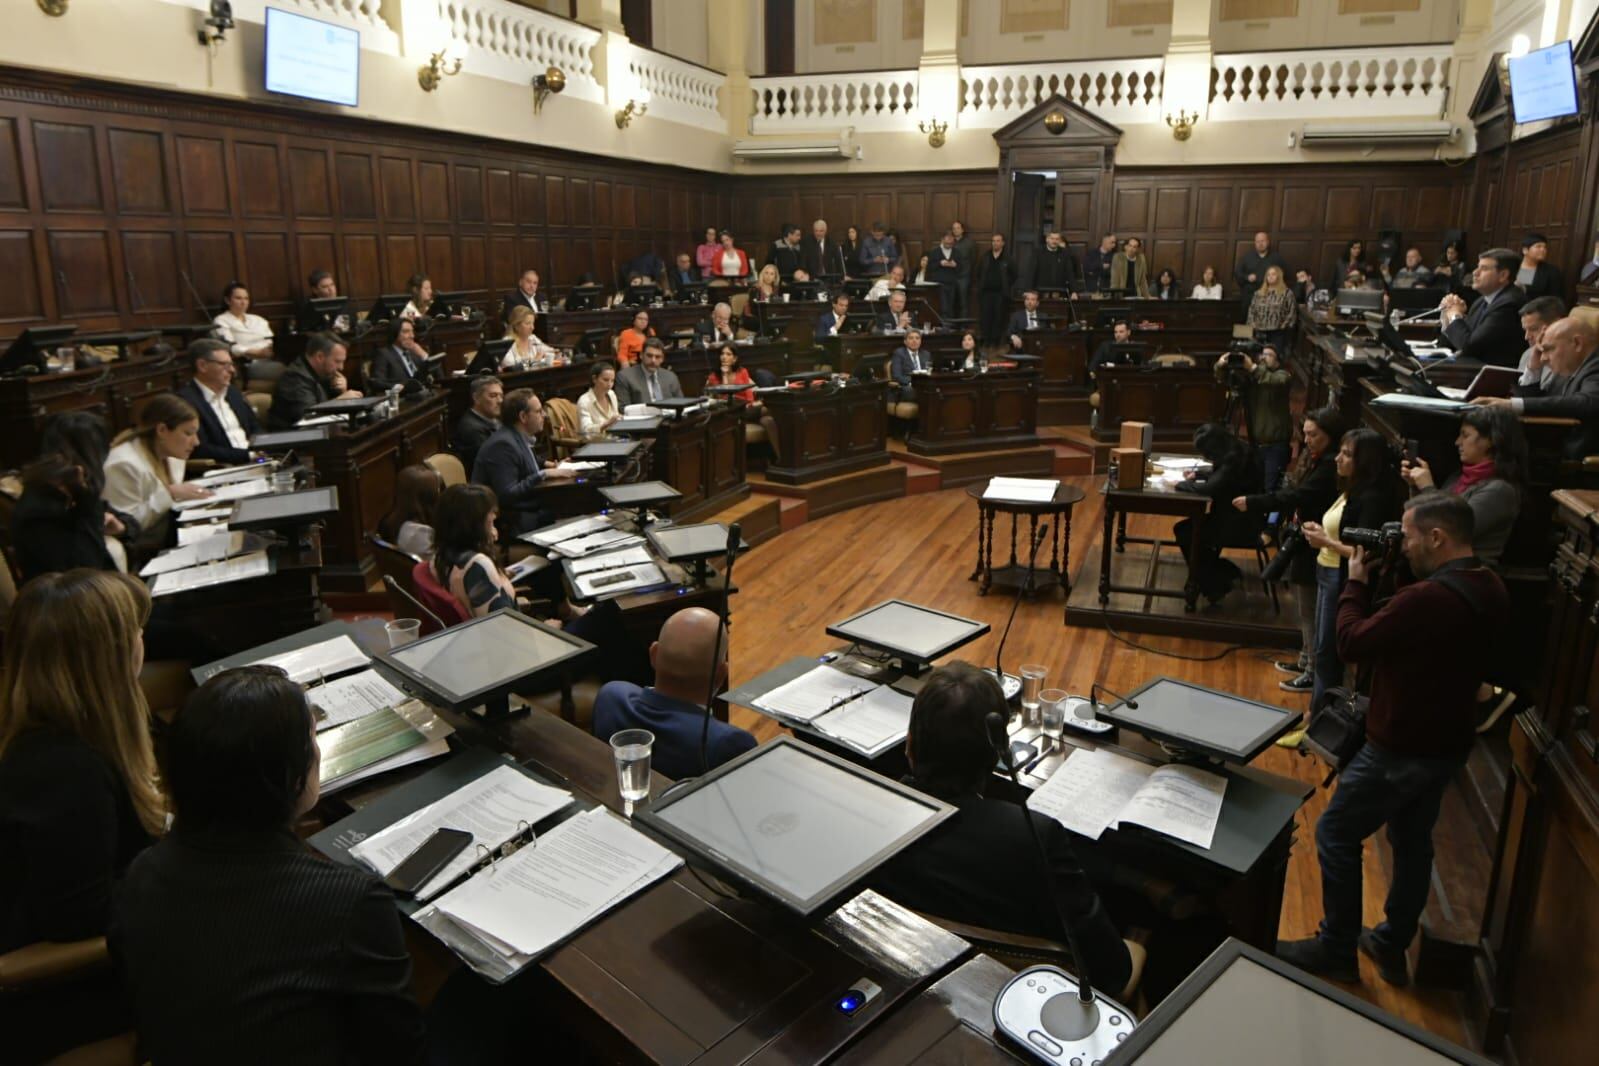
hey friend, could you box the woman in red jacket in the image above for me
[710,230,750,280]
[707,345,779,460]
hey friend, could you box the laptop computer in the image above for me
[1437,365,1521,402]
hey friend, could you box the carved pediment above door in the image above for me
[992,94,1123,247]
[992,93,1124,169]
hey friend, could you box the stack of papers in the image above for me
[318,705,451,793]
[172,478,270,511]
[295,413,348,427]
[1369,393,1467,412]
[554,460,606,474]
[350,765,573,902]
[549,529,643,559]
[811,685,914,758]
[250,634,370,685]
[139,531,247,577]
[1027,747,1228,850]
[200,461,275,484]
[419,807,681,971]
[572,562,668,600]
[983,477,1060,503]
[149,551,271,596]
[525,514,617,549]
[753,665,876,724]
[177,503,234,524]
[307,669,409,731]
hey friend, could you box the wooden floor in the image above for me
[725,477,1479,1053]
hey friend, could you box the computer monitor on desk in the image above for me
[825,599,989,676]
[467,339,512,376]
[376,608,593,714]
[1336,288,1384,316]
[0,325,78,376]
[1094,677,1300,765]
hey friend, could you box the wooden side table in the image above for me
[966,482,1086,597]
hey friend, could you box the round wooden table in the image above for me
[965,481,1087,597]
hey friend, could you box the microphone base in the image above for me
[993,965,1135,1063]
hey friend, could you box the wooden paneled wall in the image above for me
[0,69,729,333]
[1470,125,1583,270]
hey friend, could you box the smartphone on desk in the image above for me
[996,739,1038,774]
[383,828,473,898]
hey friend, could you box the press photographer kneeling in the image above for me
[1277,492,1507,987]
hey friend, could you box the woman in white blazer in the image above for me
[103,394,213,532]
[577,360,622,439]
[211,282,274,357]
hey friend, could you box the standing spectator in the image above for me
[976,233,1015,345]
[1248,265,1298,354]
[1110,237,1151,298]
[1516,232,1565,300]
[694,226,721,278]
[1191,265,1223,299]
[1083,233,1118,294]
[1235,231,1289,310]
[1215,343,1292,493]
[858,221,900,278]
[710,230,750,279]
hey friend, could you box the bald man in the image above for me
[1476,315,1599,459]
[592,607,757,779]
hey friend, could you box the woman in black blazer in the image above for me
[111,665,426,1066]
[0,570,164,1063]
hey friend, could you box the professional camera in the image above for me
[1341,522,1403,552]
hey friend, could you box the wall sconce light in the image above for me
[196,0,234,46]
[1043,111,1067,135]
[1166,110,1197,141]
[918,118,948,148]
[36,0,69,15]
[419,42,465,93]
[532,67,566,113]
[615,99,648,128]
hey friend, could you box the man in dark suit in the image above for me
[800,219,847,279]
[1032,230,1084,293]
[764,225,804,279]
[1007,289,1048,351]
[875,290,913,334]
[177,339,260,464]
[976,233,1015,345]
[592,607,756,779]
[694,302,738,348]
[294,270,350,334]
[1082,233,1117,294]
[890,328,929,401]
[927,232,966,318]
[615,339,685,408]
[366,317,436,396]
[1089,320,1136,380]
[451,374,502,473]
[500,268,550,325]
[667,253,700,293]
[1478,315,1599,459]
[470,387,574,536]
[815,293,851,340]
[868,663,1132,993]
[267,333,360,430]
[1439,248,1527,367]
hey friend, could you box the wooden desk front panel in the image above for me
[909,371,1041,455]
[655,415,710,512]
[1094,366,1227,443]
[0,356,191,468]
[1020,330,1089,392]
[706,406,747,502]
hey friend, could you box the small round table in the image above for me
[966,482,1087,597]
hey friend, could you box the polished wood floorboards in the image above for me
[725,477,1475,1050]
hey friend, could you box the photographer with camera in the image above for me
[1278,492,1508,986]
[1214,342,1292,492]
[1233,406,1345,691]
[1299,429,1404,709]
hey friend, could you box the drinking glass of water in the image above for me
[1019,664,1047,726]
[610,729,655,818]
[1038,689,1067,752]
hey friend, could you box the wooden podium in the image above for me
[1093,364,1227,445]
[763,380,891,485]
[906,368,1040,455]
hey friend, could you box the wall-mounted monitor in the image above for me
[1507,40,1578,124]
[264,7,361,108]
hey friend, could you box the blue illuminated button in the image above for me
[835,992,864,1015]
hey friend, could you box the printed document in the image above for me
[149,551,270,596]
[754,665,874,723]
[1028,747,1227,850]
[250,634,369,685]
[811,684,914,757]
[983,476,1060,503]
[307,669,408,730]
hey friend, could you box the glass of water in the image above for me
[610,729,655,818]
[1038,689,1068,753]
[1019,664,1047,726]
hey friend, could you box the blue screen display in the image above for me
[1508,41,1578,124]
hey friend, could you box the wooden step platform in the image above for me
[703,493,783,547]
[887,439,1055,488]
[748,463,907,521]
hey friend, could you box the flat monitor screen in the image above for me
[599,480,680,506]
[231,486,339,530]
[1336,288,1384,315]
[1508,40,1578,124]
[647,522,742,561]
[264,7,361,108]
[638,737,954,914]
[250,426,330,450]
[1104,941,1491,1064]
[379,609,592,709]
[825,599,989,665]
[1097,677,1299,763]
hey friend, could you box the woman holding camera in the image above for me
[1300,429,1404,707]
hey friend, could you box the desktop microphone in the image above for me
[698,521,742,775]
[992,523,1050,697]
[983,712,1135,1061]
[1089,682,1138,716]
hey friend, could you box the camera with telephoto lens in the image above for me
[1341,521,1403,552]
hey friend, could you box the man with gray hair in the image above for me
[695,301,737,348]
[802,218,847,279]
[451,374,503,472]
[1476,313,1599,458]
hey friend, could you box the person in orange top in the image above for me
[614,309,654,367]
[706,345,780,461]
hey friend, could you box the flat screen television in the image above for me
[264,7,361,108]
[1507,40,1578,124]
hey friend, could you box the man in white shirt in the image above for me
[176,338,259,465]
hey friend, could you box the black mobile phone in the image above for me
[1404,438,1420,464]
[996,739,1037,774]
[383,828,473,897]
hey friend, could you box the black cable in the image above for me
[1101,619,1282,662]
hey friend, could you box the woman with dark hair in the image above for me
[110,666,425,1065]
[957,328,980,369]
[1329,240,1368,287]
[12,411,131,578]
[378,464,444,559]
[1234,406,1346,690]
[1153,267,1182,301]
[694,226,721,279]
[1301,428,1404,706]
[707,346,781,461]
[710,231,750,279]
[212,280,274,358]
[577,360,622,439]
[1434,241,1466,285]
[401,273,434,319]
[1401,406,1526,570]
[1174,423,1261,604]
[840,225,862,274]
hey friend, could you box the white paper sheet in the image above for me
[1117,764,1228,850]
[525,514,617,548]
[983,476,1060,503]
[568,546,652,576]
[555,460,606,473]
[139,532,246,576]
[177,503,234,523]
[306,668,409,731]
[549,530,643,559]
[149,551,270,596]
[753,665,874,724]
[176,521,230,545]
[200,462,275,484]
[250,635,369,686]
[1027,747,1155,841]
[171,477,270,511]
[573,562,667,599]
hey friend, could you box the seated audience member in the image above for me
[577,360,622,439]
[401,273,436,320]
[104,394,213,538]
[707,346,780,459]
[875,289,912,334]
[1434,241,1467,285]
[110,666,425,1066]
[212,281,274,359]
[867,263,908,301]
[858,221,899,277]
[668,253,700,295]
[815,293,851,339]
[177,338,259,465]
[1008,289,1046,349]
[890,328,930,401]
[295,271,350,333]
[268,332,361,429]
[1385,247,1433,289]
[452,375,503,473]
[0,571,163,1063]
[500,268,549,324]
[1174,423,1261,604]
[1402,406,1526,572]
[694,226,721,278]
[1089,320,1137,379]
[615,339,685,408]
[913,254,932,285]
[1328,240,1369,287]
[868,663,1133,995]
[1517,232,1564,300]
[1292,268,1318,303]
[615,309,653,367]
[12,413,134,578]
[750,263,783,303]
[1439,248,1526,366]
[695,301,738,348]
[1191,265,1223,300]
[1153,267,1182,301]
[764,224,803,278]
[1515,295,1565,390]
[470,387,573,537]
[711,230,750,279]
[1477,314,1599,458]
[501,305,557,368]
[956,328,980,369]
[592,607,756,778]
[378,463,444,559]
[1341,269,1368,290]
[367,317,436,396]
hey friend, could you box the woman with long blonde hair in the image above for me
[1248,263,1298,354]
[103,393,211,534]
[0,569,164,1060]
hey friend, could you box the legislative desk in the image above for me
[541,304,708,350]
[162,533,327,657]
[907,368,1041,456]
[444,361,593,429]
[1092,364,1229,445]
[816,329,965,377]
[0,351,190,468]
[298,394,449,593]
[630,404,749,520]
[670,339,790,397]
[762,380,892,485]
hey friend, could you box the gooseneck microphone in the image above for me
[993,522,1049,694]
[698,521,742,775]
[1089,682,1139,716]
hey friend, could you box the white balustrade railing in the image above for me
[750,70,919,133]
[1209,46,1451,120]
[958,59,1165,127]
[438,0,604,103]
[622,44,725,134]
[156,0,401,52]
